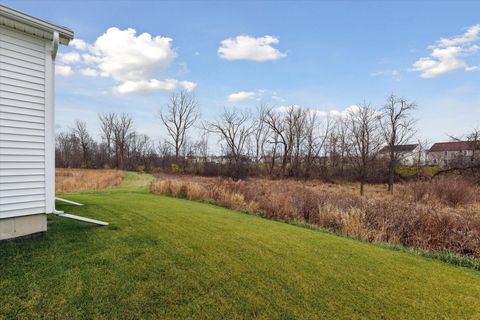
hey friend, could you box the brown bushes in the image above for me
[56,168,124,192]
[150,176,480,258]
[400,176,478,206]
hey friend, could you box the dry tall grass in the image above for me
[151,176,480,258]
[56,168,124,192]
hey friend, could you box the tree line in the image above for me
[57,91,429,193]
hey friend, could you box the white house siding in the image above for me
[0,25,47,219]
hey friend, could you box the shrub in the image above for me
[401,176,477,207]
[171,163,182,174]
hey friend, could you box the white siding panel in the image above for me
[0,83,44,97]
[0,162,45,169]
[0,188,45,197]
[0,201,45,214]
[0,181,45,191]
[0,120,44,131]
[0,133,45,143]
[0,118,45,130]
[0,25,47,218]
[0,97,44,111]
[0,77,44,92]
[0,194,45,205]
[0,112,44,123]
[0,141,44,149]
[0,40,45,59]
[0,69,44,85]
[0,207,45,219]
[0,47,45,66]
[0,105,44,118]
[1,55,44,72]
[0,155,44,163]
[0,175,45,183]
[0,27,45,51]
[0,62,44,79]
[0,90,44,104]
[0,126,44,136]
[0,147,45,156]
[0,168,45,176]
[2,154,45,162]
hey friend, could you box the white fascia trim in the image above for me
[0,4,73,45]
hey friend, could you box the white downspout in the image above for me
[48,33,108,226]
[51,31,59,59]
[50,31,60,214]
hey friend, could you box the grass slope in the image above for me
[1,172,480,319]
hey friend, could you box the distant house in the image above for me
[427,141,479,166]
[378,144,422,166]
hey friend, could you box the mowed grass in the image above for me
[1,172,480,319]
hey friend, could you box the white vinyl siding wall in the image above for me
[0,25,47,219]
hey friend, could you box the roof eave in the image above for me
[0,5,74,45]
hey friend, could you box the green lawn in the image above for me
[1,172,480,319]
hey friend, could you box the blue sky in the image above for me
[4,1,480,143]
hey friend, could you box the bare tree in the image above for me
[328,117,350,178]
[263,106,296,176]
[56,132,76,168]
[467,128,480,165]
[99,112,116,166]
[380,94,417,193]
[305,112,333,179]
[113,114,134,169]
[160,90,200,161]
[289,107,308,177]
[346,103,382,196]
[72,120,93,167]
[304,111,319,178]
[206,108,255,179]
[253,104,270,165]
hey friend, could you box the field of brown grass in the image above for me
[151,174,480,259]
[56,168,124,192]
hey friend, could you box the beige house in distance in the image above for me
[378,144,423,166]
[427,141,479,167]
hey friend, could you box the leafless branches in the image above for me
[71,120,93,168]
[380,94,417,193]
[160,90,200,160]
[205,108,255,179]
[345,103,383,195]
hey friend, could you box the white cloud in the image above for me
[114,79,197,94]
[411,24,480,78]
[80,68,99,77]
[90,27,176,82]
[227,91,256,103]
[59,52,81,64]
[436,24,480,47]
[55,65,73,77]
[466,65,480,72]
[58,28,196,94]
[81,53,101,65]
[70,39,89,51]
[227,89,284,103]
[218,35,286,61]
